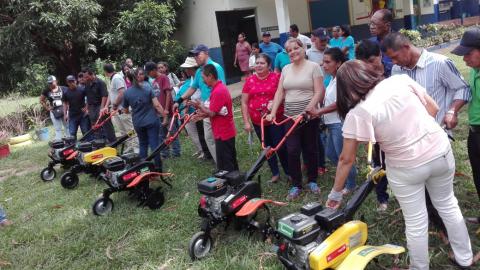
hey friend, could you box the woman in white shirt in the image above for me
[312,47,357,194]
[326,60,473,270]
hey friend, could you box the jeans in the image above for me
[468,128,480,200]
[253,123,289,177]
[135,121,161,169]
[68,114,92,141]
[387,148,473,269]
[286,118,319,188]
[87,105,116,143]
[325,122,357,190]
[0,206,6,222]
[159,116,181,158]
[49,111,68,140]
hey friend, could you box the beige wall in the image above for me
[175,0,310,49]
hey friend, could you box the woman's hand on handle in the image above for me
[265,113,275,122]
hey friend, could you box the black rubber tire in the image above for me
[92,197,114,216]
[146,189,165,210]
[60,172,79,189]
[40,167,56,182]
[188,231,213,261]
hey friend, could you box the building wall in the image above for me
[175,0,310,49]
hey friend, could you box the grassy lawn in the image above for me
[0,95,38,117]
[0,53,479,270]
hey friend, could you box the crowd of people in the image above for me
[2,7,479,270]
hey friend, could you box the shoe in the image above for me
[377,203,388,212]
[341,187,354,196]
[268,175,280,184]
[307,182,320,194]
[0,219,13,228]
[197,153,205,160]
[287,187,302,201]
[192,151,201,157]
[317,167,328,175]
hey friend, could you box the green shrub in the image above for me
[15,63,50,96]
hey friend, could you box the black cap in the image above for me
[312,27,329,40]
[144,61,157,73]
[189,44,209,55]
[451,27,480,56]
[262,31,271,37]
[66,75,76,81]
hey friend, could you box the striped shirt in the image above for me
[392,50,471,124]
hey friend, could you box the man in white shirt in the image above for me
[290,24,312,49]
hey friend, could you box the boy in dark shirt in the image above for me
[62,75,91,140]
[190,64,238,172]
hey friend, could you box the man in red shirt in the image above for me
[190,64,238,172]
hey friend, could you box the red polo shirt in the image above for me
[209,81,236,140]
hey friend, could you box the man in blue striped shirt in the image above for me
[383,32,471,129]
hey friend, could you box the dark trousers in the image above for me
[468,128,480,200]
[373,144,389,203]
[253,123,289,177]
[88,104,116,143]
[286,118,319,188]
[135,121,161,169]
[302,126,326,168]
[196,120,213,159]
[215,137,238,172]
[68,114,92,141]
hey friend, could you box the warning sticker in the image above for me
[326,244,347,262]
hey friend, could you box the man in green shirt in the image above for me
[452,27,480,205]
[274,49,290,73]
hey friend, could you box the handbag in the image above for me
[52,106,64,119]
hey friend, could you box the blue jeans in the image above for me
[373,144,389,203]
[326,122,357,190]
[135,121,161,169]
[253,123,289,177]
[68,114,92,141]
[0,206,6,222]
[49,111,68,140]
[159,117,181,158]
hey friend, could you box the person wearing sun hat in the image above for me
[452,27,480,211]
[175,56,205,158]
[174,44,226,167]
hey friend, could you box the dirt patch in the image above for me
[0,166,41,182]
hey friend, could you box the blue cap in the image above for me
[262,31,271,37]
[66,75,76,81]
[190,44,209,55]
[312,27,329,40]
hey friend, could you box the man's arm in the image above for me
[441,59,471,129]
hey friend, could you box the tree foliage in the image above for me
[0,0,185,95]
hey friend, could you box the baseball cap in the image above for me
[66,75,76,81]
[47,75,56,84]
[180,57,198,68]
[262,31,271,37]
[451,27,480,56]
[190,44,209,55]
[312,27,329,41]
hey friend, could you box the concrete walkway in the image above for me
[228,80,244,99]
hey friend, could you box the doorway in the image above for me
[215,9,258,84]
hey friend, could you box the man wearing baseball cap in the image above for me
[62,75,91,140]
[259,32,283,68]
[452,27,480,209]
[174,44,226,166]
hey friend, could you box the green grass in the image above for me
[0,95,38,117]
[0,53,479,269]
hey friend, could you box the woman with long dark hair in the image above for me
[326,60,473,269]
[312,47,357,194]
[241,53,289,183]
[266,38,324,200]
[123,67,166,169]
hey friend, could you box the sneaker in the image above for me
[317,167,328,175]
[377,203,388,212]
[192,151,201,157]
[287,187,302,201]
[307,182,320,194]
[0,219,13,228]
[341,187,354,196]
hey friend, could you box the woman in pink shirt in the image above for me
[241,53,289,183]
[234,33,252,78]
[326,60,473,269]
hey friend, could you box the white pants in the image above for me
[185,121,203,154]
[50,111,68,140]
[387,148,472,270]
[111,113,138,153]
[203,118,216,164]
